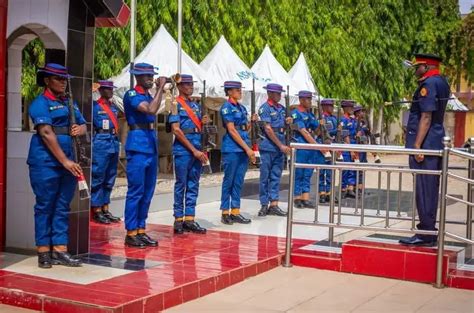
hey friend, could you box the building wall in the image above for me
[0,0,8,250]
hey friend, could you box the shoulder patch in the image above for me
[292,113,298,119]
[420,87,428,97]
[222,108,229,114]
[128,90,136,97]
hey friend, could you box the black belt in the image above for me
[96,128,117,134]
[182,128,201,134]
[129,123,154,130]
[271,127,285,133]
[52,126,70,135]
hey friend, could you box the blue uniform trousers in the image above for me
[409,155,441,241]
[29,166,76,246]
[220,152,248,210]
[356,152,367,185]
[124,151,157,230]
[259,151,284,205]
[294,150,314,196]
[342,152,356,189]
[319,161,332,193]
[91,150,119,207]
[173,154,202,218]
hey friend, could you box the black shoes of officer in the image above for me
[183,220,207,234]
[51,251,82,267]
[301,200,316,209]
[38,252,52,269]
[93,211,111,224]
[267,205,287,216]
[345,190,357,199]
[294,199,305,209]
[319,194,327,204]
[103,210,121,223]
[231,214,252,224]
[221,214,234,225]
[137,233,158,246]
[258,205,269,216]
[399,235,436,246]
[174,220,184,234]
[125,235,146,248]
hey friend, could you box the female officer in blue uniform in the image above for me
[28,63,87,268]
[318,99,338,203]
[220,81,256,225]
[123,63,166,248]
[400,53,450,246]
[91,80,121,224]
[340,100,358,198]
[257,83,290,217]
[169,74,207,234]
[292,90,323,209]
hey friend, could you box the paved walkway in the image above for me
[166,266,474,313]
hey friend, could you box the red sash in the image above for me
[97,98,119,132]
[176,96,202,132]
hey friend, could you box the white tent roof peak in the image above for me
[289,52,316,94]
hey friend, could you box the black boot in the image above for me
[102,210,121,223]
[93,211,111,224]
[319,194,327,204]
[230,214,252,224]
[258,205,269,217]
[346,190,356,198]
[221,214,234,225]
[125,235,146,248]
[183,220,207,234]
[38,252,52,269]
[301,200,316,209]
[294,199,304,209]
[137,233,158,247]
[267,205,287,216]
[174,220,184,234]
[51,251,82,267]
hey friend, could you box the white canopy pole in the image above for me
[177,0,182,73]
[129,0,136,89]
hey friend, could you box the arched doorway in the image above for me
[5,23,65,252]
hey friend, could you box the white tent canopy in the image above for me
[251,45,303,105]
[110,24,206,112]
[200,35,255,110]
[289,53,316,95]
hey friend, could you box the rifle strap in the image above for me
[176,96,202,132]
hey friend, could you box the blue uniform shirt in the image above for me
[168,97,202,155]
[92,98,120,154]
[341,113,358,144]
[258,100,286,152]
[220,99,251,153]
[27,89,86,167]
[123,85,157,154]
[406,74,450,150]
[322,112,338,139]
[291,106,319,144]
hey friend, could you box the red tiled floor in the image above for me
[0,224,313,312]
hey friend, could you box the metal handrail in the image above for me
[283,136,474,290]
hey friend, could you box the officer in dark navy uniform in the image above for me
[28,63,86,268]
[292,91,324,209]
[318,99,338,203]
[340,100,358,198]
[123,63,166,248]
[400,53,450,246]
[168,74,207,234]
[91,80,121,224]
[257,83,290,217]
[220,81,255,225]
[353,105,368,194]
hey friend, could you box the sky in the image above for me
[459,0,474,15]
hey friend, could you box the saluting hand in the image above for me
[155,76,167,89]
[63,159,83,177]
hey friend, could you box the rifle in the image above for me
[363,110,381,163]
[66,77,91,200]
[250,78,261,166]
[311,78,333,162]
[334,103,344,161]
[200,80,217,174]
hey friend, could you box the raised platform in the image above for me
[0,223,312,312]
[292,234,474,290]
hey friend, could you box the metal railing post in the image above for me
[328,152,337,242]
[284,148,297,267]
[435,137,451,288]
[467,137,474,240]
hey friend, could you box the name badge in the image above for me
[102,119,110,130]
